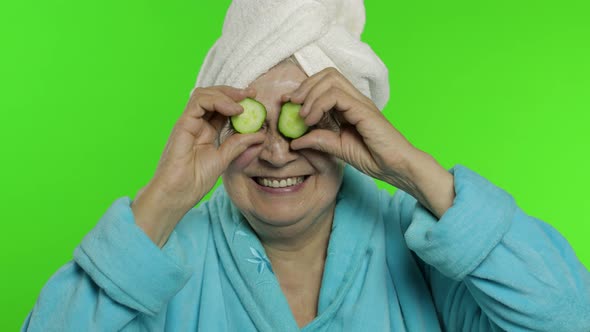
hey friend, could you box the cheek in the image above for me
[324,161,344,188]
[301,150,342,172]
[304,151,344,186]
[229,144,263,170]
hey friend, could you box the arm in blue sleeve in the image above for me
[22,197,194,332]
[400,165,590,332]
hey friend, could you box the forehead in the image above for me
[247,62,308,100]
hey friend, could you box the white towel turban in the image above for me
[194,0,390,110]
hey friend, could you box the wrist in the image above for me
[131,183,194,247]
[391,150,456,219]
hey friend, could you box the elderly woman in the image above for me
[23,0,590,331]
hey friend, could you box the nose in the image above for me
[258,130,298,168]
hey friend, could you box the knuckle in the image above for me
[328,86,343,96]
[192,87,206,97]
[326,67,338,74]
[213,99,229,111]
[216,85,245,99]
[216,96,234,109]
[317,67,336,77]
[175,115,192,127]
[318,75,332,87]
[215,85,232,94]
[327,68,343,79]
[324,69,346,86]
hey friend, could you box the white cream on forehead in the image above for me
[269,80,301,90]
[248,62,307,92]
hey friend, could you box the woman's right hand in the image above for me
[131,86,266,247]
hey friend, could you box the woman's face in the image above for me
[222,61,344,241]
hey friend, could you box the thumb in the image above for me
[290,129,344,159]
[218,132,265,167]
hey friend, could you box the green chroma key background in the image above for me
[1,0,589,329]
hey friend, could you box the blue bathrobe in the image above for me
[22,165,590,331]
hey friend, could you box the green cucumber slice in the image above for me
[231,98,267,134]
[279,102,308,139]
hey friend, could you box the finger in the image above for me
[174,114,205,138]
[209,112,228,133]
[186,87,220,117]
[195,94,245,119]
[307,87,377,127]
[217,132,266,168]
[298,75,333,117]
[185,86,254,118]
[214,85,257,102]
[301,83,352,126]
[285,67,364,106]
[283,67,335,104]
[203,86,258,118]
[290,129,344,159]
[302,87,349,126]
[164,115,210,158]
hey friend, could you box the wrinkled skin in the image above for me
[132,59,420,250]
[222,62,345,244]
[222,59,422,245]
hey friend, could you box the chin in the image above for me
[249,206,309,228]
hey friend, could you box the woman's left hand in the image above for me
[282,67,421,192]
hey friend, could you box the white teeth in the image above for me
[256,176,305,188]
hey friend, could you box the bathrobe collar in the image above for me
[208,165,380,331]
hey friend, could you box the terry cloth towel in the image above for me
[194,0,390,110]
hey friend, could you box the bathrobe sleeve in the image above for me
[396,165,590,332]
[21,197,195,332]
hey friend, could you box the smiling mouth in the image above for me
[253,176,308,188]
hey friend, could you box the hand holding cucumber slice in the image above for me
[231,98,267,134]
[278,102,308,139]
